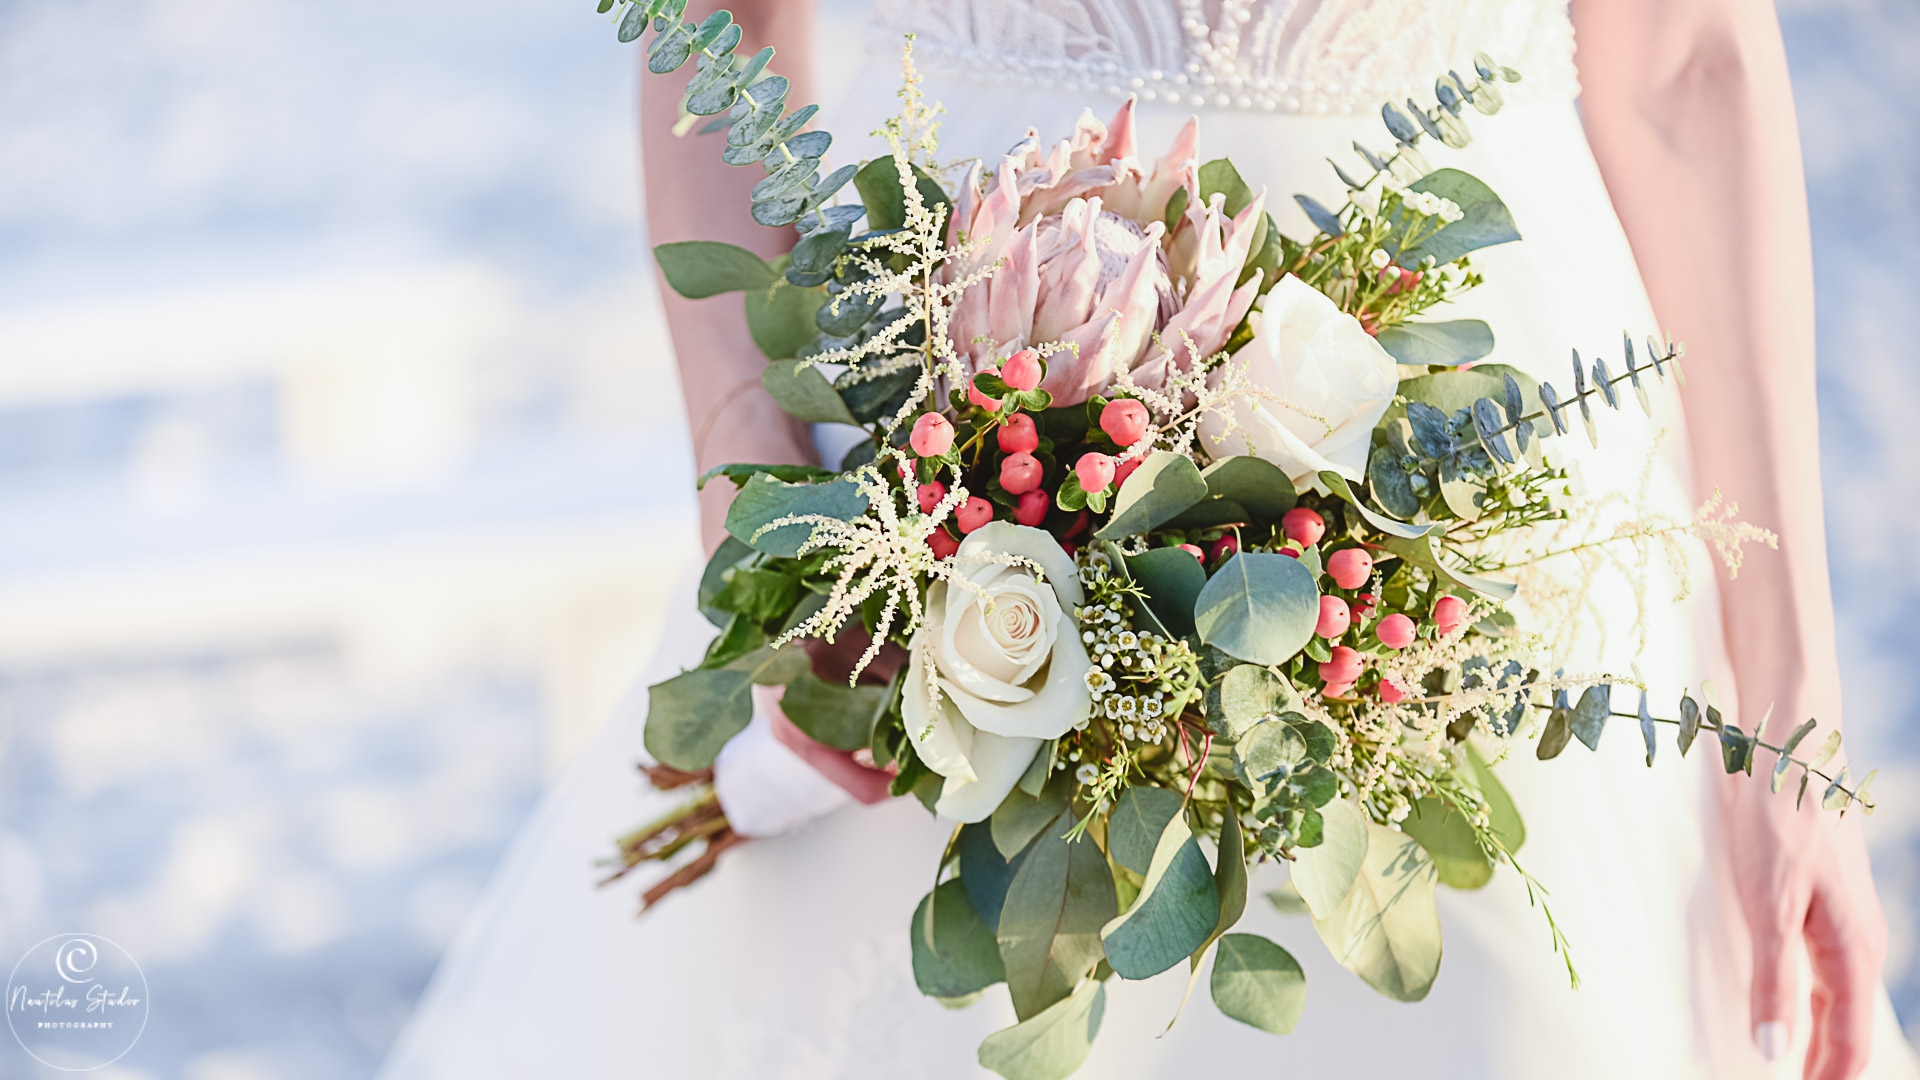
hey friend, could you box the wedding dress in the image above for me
[380,3,1918,1077]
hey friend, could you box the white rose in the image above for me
[903,521,1094,822]
[1199,274,1399,491]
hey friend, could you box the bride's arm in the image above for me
[643,0,819,554]
[1573,2,1885,1077]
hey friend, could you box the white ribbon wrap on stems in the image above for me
[711,685,852,838]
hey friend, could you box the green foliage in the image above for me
[1209,934,1308,1035]
[976,980,1106,1080]
[959,823,1028,932]
[642,645,808,769]
[1309,821,1443,1002]
[1193,552,1320,666]
[1107,786,1183,876]
[696,536,757,627]
[1092,452,1209,539]
[997,809,1119,1019]
[1101,815,1220,979]
[743,256,827,360]
[778,671,890,750]
[1124,547,1205,638]
[1374,319,1495,367]
[912,880,1006,999]
[761,360,858,424]
[991,780,1071,859]
[652,240,777,298]
[723,473,868,557]
[1400,798,1493,889]
[1386,169,1520,266]
[1570,684,1612,751]
[1169,455,1296,527]
[1198,159,1256,217]
[1205,664,1303,741]
[854,157,951,232]
[1378,531,1518,601]
[1288,798,1369,917]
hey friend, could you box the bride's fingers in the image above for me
[1748,883,1807,1062]
[1802,875,1882,1080]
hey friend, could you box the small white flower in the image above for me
[1369,248,1391,270]
[1437,198,1464,224]
[1117,631,1138,650]
[1075,763,1100,785]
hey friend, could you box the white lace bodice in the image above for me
[872,0,1579,115]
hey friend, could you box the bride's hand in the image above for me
[1723,771,1886,1080]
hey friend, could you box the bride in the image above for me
[381,2,1914,1077]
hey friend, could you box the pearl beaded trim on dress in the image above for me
[870,0,1581,115]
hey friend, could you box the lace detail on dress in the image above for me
[871,0,1578,115]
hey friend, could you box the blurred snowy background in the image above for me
[0,1,1912,1077]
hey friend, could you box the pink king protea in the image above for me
[943,97,1268,406]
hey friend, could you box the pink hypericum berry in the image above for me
[1323,680,1356,699]
[1376,613,1416,650]
[997,413,1039,454]
[1099,399,1150,446]
[1000,452,1043,495]
[1352,592,1377,616]
[915,481,946,514]
[1112,455,1141,489]
[1316,595,1351,639]
[927,528,961,559]
[1279,548,1300,558]
[1327,548,1374,590]
[1432,595,1469,636]
[955,496,994,534]
[910,412,954,458]
[1378,678,1406,703]
[968,369,1003,413]
[1177,543,1204,561]
[1209,535,1238,563]
[1075,452,1116,494]
[1320,645,1362,687]
[1282,507,1326,547]
[1002,349,1042,392]
[1015,488,1050,527]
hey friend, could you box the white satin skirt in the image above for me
[378,63,1919,1080]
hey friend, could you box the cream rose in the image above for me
[903,522,1094,822]
[1198,273,1399,491]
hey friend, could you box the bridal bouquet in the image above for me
[597,3,1875,1076]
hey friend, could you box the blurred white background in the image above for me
[0,1,1912,1077]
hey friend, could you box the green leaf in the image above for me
[1399,798,1492,889]
[1374,320,1495,368]
[912,879,1007,998]
[652,240,776,298]
[709,566,799,623]
[778,671,889,750]
[1205,663,1304,742]
[959,823,1028,932]
[1571,684,1611,751]
[1194,455,1296,523]
[642,646,807,769]
[991,779,1071,859]
[1209,933,1308,1035]
[1468,748,1525,854]
[837,362,919,424]
[1198,159,1255,218]
[696,536,757,628]
[1193,552,1320,666]
[976,979,1106,1080]
[723,473,869,558]
[743,263,826,360]
[1389,168,1521,266]
[1318,471,1443,541]
[1107,786,1183,876]
[761,360,858,424]
[853,157,951,232]
[1286,797,1368,918]
[1125,547,1206,638]
[696,462,836,490]
[1377,531,1517,602]
[997,809,1120,1019]
[1310,821,1443,1002]
[1093,451,1209,539]
[1100,815,1220,979]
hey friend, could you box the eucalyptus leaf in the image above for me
[1374,320,1496,367]
[762,360,858,424]
[976,979,1106,1080]
[912,879,1007,998]
[778,671,889,750]
[1377,531,1517,601]
[652,240,776,298]
[743,266,826,360]
[1101,816,1220,979]
[1318,471,1443,541]
[998,810,1120,1020]
[1209,934,1308,1035]
[1287,797,1368,917]
[1399,798,1492,889]
[642,646,806,770]
[1195,455,1296,523]
[1310,822,1443,1002]
[697,536,757,628]
[854,157,950,232]
[1199,159,1256,218]
[1094,451,1209,539]
[959,823,1028,932]
[1108,786,1184,876]
[1193,552,1320,666]
[1388,168,1521,267]
[1125,547,1206,638]
[991,780,1071,859]
[1570,684,1612,751]
[724,473,869,557]
[1205,663,1303,742]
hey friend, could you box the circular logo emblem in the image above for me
[7,934,148,1070]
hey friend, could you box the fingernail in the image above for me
[1755,1020,1788,1061]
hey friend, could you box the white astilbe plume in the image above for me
[1104,331,1313,464]
[756,465,1043,684]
